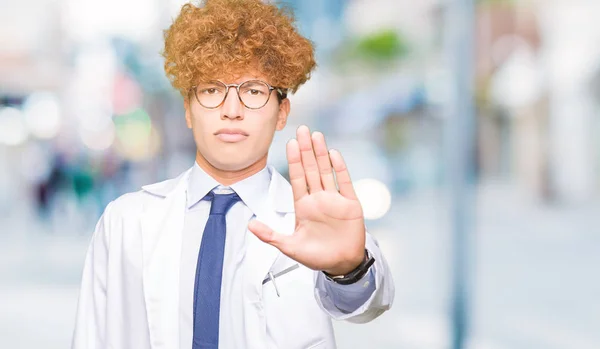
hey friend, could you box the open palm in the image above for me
[248,125,366,275]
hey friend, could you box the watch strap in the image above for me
[322,249,375,285]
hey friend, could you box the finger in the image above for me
[286,139,308,201]
[296,125,323,193]
[329,149,358,200]
[248,219,296,256]
[311,131,336,192]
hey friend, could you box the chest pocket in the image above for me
[261,256,331,349]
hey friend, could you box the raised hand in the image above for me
[248,125,366,275]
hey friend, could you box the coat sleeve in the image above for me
[313,231,395,323]
[71,201,114,349]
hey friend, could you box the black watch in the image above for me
[322,249,375,285]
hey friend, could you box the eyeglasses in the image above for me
[191,80,287,110]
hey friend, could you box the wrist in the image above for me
[322,249,375,285]
[323,252,367,276]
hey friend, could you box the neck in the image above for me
[195,151,268,186]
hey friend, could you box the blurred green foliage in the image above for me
[333,28,409,71]
[355,29,409,61]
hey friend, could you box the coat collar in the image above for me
[140,168,190,198]
[141,164,295,214]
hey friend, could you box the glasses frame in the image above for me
[190,80,288,110]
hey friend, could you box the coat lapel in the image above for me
[242,167,296,349]
[140,169,191,349]
[245,166,295,296]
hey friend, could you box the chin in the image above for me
[209,157,254,172]
[201,148,267,173]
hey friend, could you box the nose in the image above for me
[220,86,244,120]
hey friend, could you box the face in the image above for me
[184,74,290,172]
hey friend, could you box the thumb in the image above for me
[248,219,294,254]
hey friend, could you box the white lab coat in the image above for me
[72,166,395,349]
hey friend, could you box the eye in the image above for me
[197,83,225,95]
[248,89,262,95]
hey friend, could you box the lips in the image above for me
[214,128,249,143]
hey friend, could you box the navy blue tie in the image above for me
[193,191,241,349]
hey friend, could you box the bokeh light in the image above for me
[114,108,160,161]
[22,92,62,139]
[80,120,116,151]
[354,178,392,220]
[0,107,29,146]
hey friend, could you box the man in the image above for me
[72,0,394,348]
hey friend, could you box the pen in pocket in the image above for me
[262,263,300,297]
[268,271,280,297]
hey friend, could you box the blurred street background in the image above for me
[1,0,599,348]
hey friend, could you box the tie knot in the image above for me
[204,191,241,215]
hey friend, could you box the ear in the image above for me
[275,98,290,131]
[184,97,193,129]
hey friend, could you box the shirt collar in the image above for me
[186,162,219,209]
[186,161,272,215]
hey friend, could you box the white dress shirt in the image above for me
[178,162,375,348]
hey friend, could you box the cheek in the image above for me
[251,128,276,149]
[248,113,278,138]
[189,111,215,135]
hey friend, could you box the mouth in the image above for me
[214,128,249,143]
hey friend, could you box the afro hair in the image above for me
[162,0,316,99]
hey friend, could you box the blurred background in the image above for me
[1,0,599,348]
